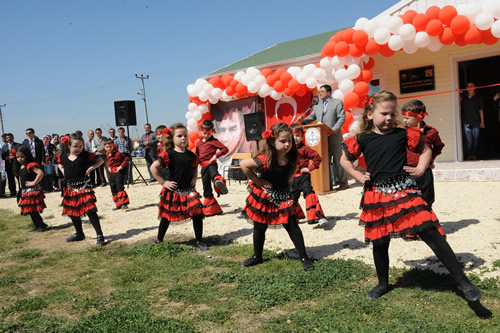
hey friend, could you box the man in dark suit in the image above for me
[23,128,45,166]
[298,84,348,191]
[1,133,20,197]
[138,123,158,182]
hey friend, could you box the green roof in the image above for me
[207,29,343,76]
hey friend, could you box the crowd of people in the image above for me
[0,88,482,302]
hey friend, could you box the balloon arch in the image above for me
[185,2,500,149]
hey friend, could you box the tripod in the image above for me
[126,125,148,188]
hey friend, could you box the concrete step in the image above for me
[434,160,500,181]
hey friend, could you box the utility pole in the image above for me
[0,104,5,135]
[135,74,149,124]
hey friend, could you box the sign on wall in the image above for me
[399,65,435,94]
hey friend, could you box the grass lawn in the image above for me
[0,208,499,332]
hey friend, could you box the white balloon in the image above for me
[350,107,364,117]
[331,56,344,69]
[388,35,403,51]
[349,120,360,134]
[399,24,416,41]
[189,84,201,97]
[221,91,232,102]
[475,12,494,30]
[386,16,403,34]
[334,68,348,82]
[199,91,209,102]
[303,64,316,75]
[203,83,214,93]
[258,83,272,96]
[491,20,500,37]
[484,0,500,19]
[195,78,207,87]
[332,89,344,100]
[339,79,354,94]
[415,31,430,48]
[211,87,223,99]
[270,90,282,100]
[246,67,260,78]
[364,20,380,38]
[247,82,259,93]
[306,76,317,89]
[458,3,481,22]
[192,110,202,121]
[313,68,325,80]
[187,84,196,96]
[346,64,361,80]
[343,55,355,66]
[402,40,418,54]
[427,36,443,52]
[188,103,198,112]
[187,118,197,128]
[374,27,391,45]
[254,75,266,86]
[198,104,209,113]
[241,74,251,85]
[354,17,369,30]
[287,66,302,78]
[185,111,193,120]
[208,97,218,105]
[234,71,245,81]
[296,71,307,84]
[320,57,332,69]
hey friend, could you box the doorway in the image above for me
[458,55,500,160]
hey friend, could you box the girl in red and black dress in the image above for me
[58,134,105,246]
[340,91,480,301]
[150,123,207,251]
[104,139,130,210]
[14,145,48,232]
[240,122,313,271]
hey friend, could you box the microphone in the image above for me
[308,101,318,109]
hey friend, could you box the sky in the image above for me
[0,0,398,141]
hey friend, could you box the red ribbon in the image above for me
[262,129,273,140]
[398,83,500,100]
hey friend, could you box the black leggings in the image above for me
[157,215,204,242]
[29,212,47,229]
[372,228,469,288]
[71,212,103,237]
[252,218,308,260]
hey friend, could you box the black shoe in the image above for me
[459,283,481,302]
[96,235,105,246]
[367,284,391,299]
[28,227,37,232]
[36,225,49,232]
[242,255,263,267]
[154,239,162,244]
[301,258,315,271]
[100,182,107,187]
[112,206,121,211]
[196,241,209,251]
[215,179,228,195]
[66,233,85,242]
[307,219,318,225]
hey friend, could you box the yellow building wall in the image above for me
[371,43,500,162]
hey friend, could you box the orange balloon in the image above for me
[235,83,246,94]
[413,13,429,31]
[274,80,285,93]
[482,29,499,45]
[288,79,300,91]
[464,25,483,44]
[188,131,200,143]
[439,27,456,45]
[379,44,395,57]
[454,33,467,46]
[208,76,222,88]
[266,74,279,86]
[359,70,373,83]
[296,85,307,97]
[235,92,246,99]
[333,31,344,43]
[230,79,238,88]
[280,72,292,84]
[323,41,336,57]
[426,6,441,20]
[335,41,350,57]
[284,88,293,96]
[450,15,470,35]
[261,68,273,77]
[402,10,417,24]
[343,28,355,44]
[221,74,233,87]
[350,43,365,58]
[426,19,444,37]
[275,68,286,76]
[364,39,380,55]
[225,86,235,96]
[354,81,370,96]
[343,92,360,110]
[352,30,369,47]
[342,111,354,134]
[439,5,457,26]
[364,57,375,70]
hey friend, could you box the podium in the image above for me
[303,123,336,194]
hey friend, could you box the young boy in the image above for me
[196,120,229,216]
[290,124,328,227]
[402,100,445,208]
[104,139,130,210]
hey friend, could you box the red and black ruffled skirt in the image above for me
[360,176,444,245]
[19,185,46,215]
[158,187,204,222]
[61,184,98,217]
[242,183,305,226]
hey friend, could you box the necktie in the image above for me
[321,101,329,123]
[145,133,149,147]
[30,140,36,157]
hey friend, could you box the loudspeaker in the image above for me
[244,112,265,141]
[114,100,137,126]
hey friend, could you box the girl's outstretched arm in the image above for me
[241,158,271,189]
[340,151,370,184]
[86,157,104,176]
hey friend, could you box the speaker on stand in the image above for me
[113,100,147,187]
[243,112,265,141]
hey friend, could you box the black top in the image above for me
[20,163,40,189]
[254,154,292,190]
[159,149,198,189]
[59,151,97,181]
[461,94,483,126]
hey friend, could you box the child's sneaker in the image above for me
[215,179,228,195]
[318,217,328,227]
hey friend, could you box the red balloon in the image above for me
[353,81,370,96]
[274,80,285,93]
[379,44,395,57]
[296,86,307,97]
[364,57,375,70]
[342,111,354,134]
[288,78,300,91]
[208,76,222,88]
[335,41,350,57]
[221,74,233,87]
[352,30,369,47]
[464,25,483,44]
[261,68,273,77]
[450,15,470,35]
[482,29,499,45]
[266,74,279,86]
[343,28,355,44]
[275,68,286,76]
[323,41,336,57]
[280,72,292,84]
[235,83,246,94]
[426,6,440,20]
[235,92,246,99]
[284,88,293,96]
[426,19,444,37]
[358,70,373,83]
[201,112,211,121]
[364,39,380,55]
[333,31,344,43]
[188,131,200,145]
[225,86,235,96]
[402,10,418,24]
[454,33,467,46]
[349,43,365,58]
[343,92,360,110]
[439,27,456,45]
[413,13,430,31]
[439,5,457,26]
[230,79,238,88]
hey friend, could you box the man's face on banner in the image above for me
[217,109,242,154]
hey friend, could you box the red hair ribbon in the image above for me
[10,148,16,157]
[262,129,273,140]
[361,95,373,106]
[199,128,216,134]
[61,135,70,145]
[401,111,428,122]
[162,127,172,137]
[292,129,303,135]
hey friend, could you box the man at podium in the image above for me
[297,84,348,191]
